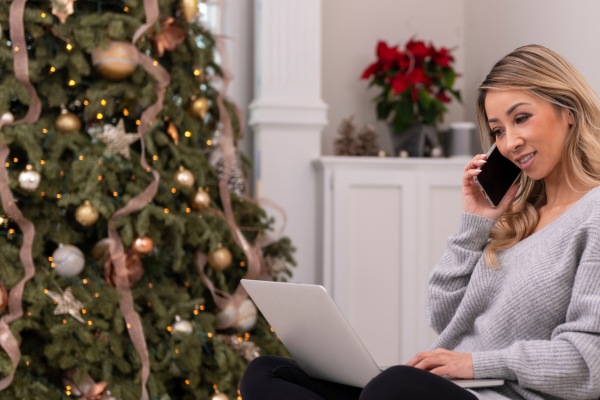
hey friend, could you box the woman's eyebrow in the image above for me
[488,102,531,123]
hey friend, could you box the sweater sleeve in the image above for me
[471,250,600,400]
[426,211,496,334]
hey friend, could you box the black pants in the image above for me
[240,356,479,400]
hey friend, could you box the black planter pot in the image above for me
[387,122,441,157]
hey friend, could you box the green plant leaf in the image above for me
[417,90,431,110]
[450,89,462,103]
[443,68,456,89]
[377,101,394,120]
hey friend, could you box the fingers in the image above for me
[499,183,521,209]
[464,154,488,173]
[462,168,482,188]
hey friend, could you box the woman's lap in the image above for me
[240,355,478,400]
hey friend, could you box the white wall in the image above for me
[322,0,466,156]
[464,0,600,150]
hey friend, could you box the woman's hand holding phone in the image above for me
[463,154,520,221]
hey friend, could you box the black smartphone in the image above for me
[472,143,522,208]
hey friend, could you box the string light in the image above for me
[60,171,64,176]
[8,229,14,235]
[175,349,179,354]
[199,215,203,218]
[43,128,48,133]
[40,160,45,164]
[123,108,129,116]
[4,163,8,168]
[164,208,169,214]
[14,47,19,52]
[98,160,102,165]
[79,155,83,160]
[44,289,48,294]
[200,305,205,310]
[186,208,191,213]
[152,155,158,161]
[41,192,45,196]
[82,309,87,314]
[66,44,72,51]
[51,263,55,268]
[82,279,88,284]
[96,113,103,119]
[205,187,210,192]
[68,80,75,86]
[136,120,141,125]
[113,192,118,197]
[88,321,93,325]
[207,332,213,338]
[148,283,153,288]
[147,302,152,307]
[95,293,99,298]
[207,140,212,145]
[127,324,131,329]
[63,319,67,324]
[167,326,172,332]
[48,257,53,261]
[194,70,200,76]
[56,194,61,199]
[194,309,199,315]
[240,261,246,267]
[101,99,106,106]
[26,361,30,366]
[49,67,55,73]
[124,6,129,12]
[84,100,89,105]
[66,390,71,396]
[98,176,102,181]
[41,13,46,17]
[185,380,190,385]
[184,281,190,287]
[27,311,31,316]
[171,188,176,193]
[185,131,191,137]
[153,61,158,66]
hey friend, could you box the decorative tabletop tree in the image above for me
[361,38,462,157]
[0,0,294,399]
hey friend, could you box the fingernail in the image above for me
[474,169,482,172]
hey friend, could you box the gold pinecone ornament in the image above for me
[334,115,357,156]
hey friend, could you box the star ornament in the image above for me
[97,119,140,159]
[45,287,85,323]
[51,0,75,24]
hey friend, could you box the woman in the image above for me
[240,44,600,400]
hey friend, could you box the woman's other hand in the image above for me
[463,154,520,220]
[405,348,474,379]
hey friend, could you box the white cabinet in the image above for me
[313,156,470,367]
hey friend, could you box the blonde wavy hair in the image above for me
[477,44,600,268]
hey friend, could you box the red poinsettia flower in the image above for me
[406,67,431,85]
[361,62,380,79]
[432,47,454,68]
[390,74,408,93]
[376,41,401,71]
[411,86,419,102]
[436,89,452,103]
[406,38,430,61]
[398,52,411,69]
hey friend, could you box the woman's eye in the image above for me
[489,129,503,137]
[515,115,529,124]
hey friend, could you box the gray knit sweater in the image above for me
[426,186,600,400]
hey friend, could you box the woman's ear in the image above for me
[564,109,575,126]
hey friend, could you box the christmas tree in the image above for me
[0,0,295,399]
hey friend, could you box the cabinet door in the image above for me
[331,169,417,367]
[416,171,464,350]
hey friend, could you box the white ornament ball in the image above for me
[172,315,193,335]
[18,165,41,191]
[1,112,14,123]
[52,244,85,277]
[215,298,257,333]
[431,146,444,158]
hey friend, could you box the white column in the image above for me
[250,0,328,284]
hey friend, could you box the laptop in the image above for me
[241,279,504,389]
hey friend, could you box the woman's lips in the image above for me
[517,151,536,170]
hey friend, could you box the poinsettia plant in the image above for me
[361,38,461,133]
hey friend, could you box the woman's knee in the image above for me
[240,356,295,396]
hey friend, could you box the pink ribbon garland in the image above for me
[104,4,171,399]
[0,0,43,390]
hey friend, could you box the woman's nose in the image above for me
[505,128,524,152]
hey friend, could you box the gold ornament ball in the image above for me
[208,392,229,400]
[172,315,193,335]
[132,236,154,256]
[189,188,210,210]
[0,281,7,314]
[55,108,81,133]
[18,164,41,191]
[173,166,195,187]
[187,97,209,119]
[207,244,232,271]
[92,41,138,81]
[215,298,258,332]
[75,200,99,226]
[180,0,199,23]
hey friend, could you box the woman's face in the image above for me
[484,89,573,181]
